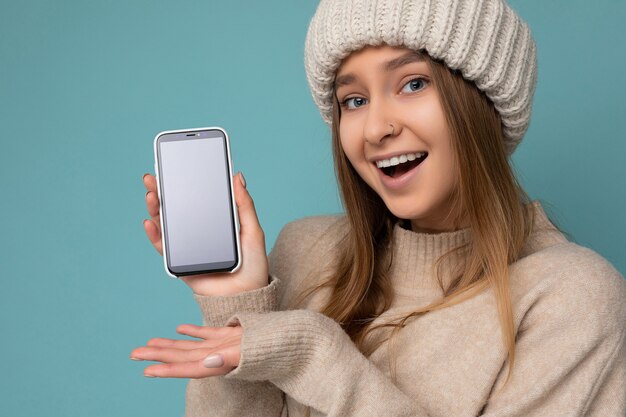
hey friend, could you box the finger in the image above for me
[176,324,242,340]
[233,172,264,240]
[131,345,209,364]
[201,342,241,370]
[140,336,236,355]
[143,360,235,379]
[146,337,206,350]
[143,219,163,255]
[143,342,241,378]
[146,190,160,219]
[143,173,157,193]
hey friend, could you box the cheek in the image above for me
[409,97,449,139]
[433,145,458,198]
[339,123,362,164]
[339,128,379,188]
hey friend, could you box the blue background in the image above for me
[1,1,624,416]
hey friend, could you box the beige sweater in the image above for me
[185,201,626,416]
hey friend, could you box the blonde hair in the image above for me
[294,50,544,415]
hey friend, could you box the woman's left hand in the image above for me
[129,324,242,378]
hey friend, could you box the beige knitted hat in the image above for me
[304,0,538,155]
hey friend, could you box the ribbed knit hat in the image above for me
[304,0,538,155]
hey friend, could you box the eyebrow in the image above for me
[334,50,426,90]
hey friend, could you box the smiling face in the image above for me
[334,45,466,233]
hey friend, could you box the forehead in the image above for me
[334,46,427,89]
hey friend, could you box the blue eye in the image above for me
[340,77,429,111]
[401,77,428,93]
[342,97,367,110]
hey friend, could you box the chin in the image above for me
[383,199,426,222]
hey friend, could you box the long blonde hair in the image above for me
[294,50,541,406]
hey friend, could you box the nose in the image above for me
[363,98,400,145]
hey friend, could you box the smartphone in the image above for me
[153,127,241,278]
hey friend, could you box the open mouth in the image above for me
[377,152,428,178]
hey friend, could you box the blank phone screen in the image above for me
[157,131,237,275]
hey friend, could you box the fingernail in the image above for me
[239,172,246,188]
[144,373,156,378]
[130,356,142,361]
[143,173,149,181]
[146,190,150,198]
[203,353,224,368]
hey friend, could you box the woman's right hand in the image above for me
[142,171,269,297]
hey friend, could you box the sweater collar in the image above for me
[390,215,471,292]
[388,200,559,292]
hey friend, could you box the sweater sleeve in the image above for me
[222,266,626,416]
[224,309,429,416]
[184,215,344,416]
[480,258,626,416]
[184,276,287,417]
[185,221,300,417]
[191,274,281,327]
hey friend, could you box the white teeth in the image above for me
[375,152,426,168]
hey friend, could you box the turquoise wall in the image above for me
[1,1,624,415]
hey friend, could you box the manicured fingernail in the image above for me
[143,173,149,181]
[130,356,142,361]
[203,353,224,368]
[239,172,246,188]
[144,373,156,378]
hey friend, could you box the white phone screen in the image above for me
[158,133,236,274]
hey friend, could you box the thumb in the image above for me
[233,172,263,237]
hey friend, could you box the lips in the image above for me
[376,152,428,178]
[374,153,427,190]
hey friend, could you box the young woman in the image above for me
[131,0,626,415]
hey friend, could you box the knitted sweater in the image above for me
[185,201,626,416]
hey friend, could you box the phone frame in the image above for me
[152,126,242,279]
